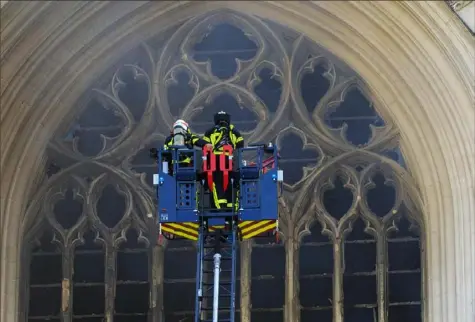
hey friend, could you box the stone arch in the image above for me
[0,2,473,322]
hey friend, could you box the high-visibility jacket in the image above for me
[202,124,244,153]
[163,130,207,164]
[201,124,243,209]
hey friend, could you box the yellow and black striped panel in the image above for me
[161,222,199,241]
[161,220,277,241]
[238,220,277,240]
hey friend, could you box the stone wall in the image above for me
[1,2,474,322]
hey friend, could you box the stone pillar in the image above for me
[240,240,252,322]
[284,234,300,322]
[333,236,344,322]
[151,244,165,322]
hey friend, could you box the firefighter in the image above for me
[153,119,207,175]
[164,119,207,151]
[202,111,244,209]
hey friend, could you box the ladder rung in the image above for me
[201,294,232,298]
[203,282,232,286]
[203,236,233,240]
[203,245,231,249]
[203,269,232,274]
[201,307,231,311]
[203,257,232,261]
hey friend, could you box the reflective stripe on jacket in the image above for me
[202,124,244,154]
[163,129,205,164]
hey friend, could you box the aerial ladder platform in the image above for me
[152,143,283,322]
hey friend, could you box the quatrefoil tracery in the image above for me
[25,10,419,244]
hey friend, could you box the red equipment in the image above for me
[202,144,234,192]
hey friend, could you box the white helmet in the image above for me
[173,119,189,131]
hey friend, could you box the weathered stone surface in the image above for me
[0,2,474,322]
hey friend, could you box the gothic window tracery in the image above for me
[22,10,424,322]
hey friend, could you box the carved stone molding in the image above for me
[447,0,474,11]
[1,2,474,322]
[16,9,426,322]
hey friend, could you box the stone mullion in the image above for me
[20,245,32,321]
[151,243,165,322]
[60,244,74,322]
[240,240,252,322]
[332,235,344,322]
[284,233,300,322]
[376,233,388,322]
[104,241,117,322]
[147,215,160,322]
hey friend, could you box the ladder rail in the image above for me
[229,179,237,322]
[199,180,206,304]
[229,226,237,322]
[194,224,203,322]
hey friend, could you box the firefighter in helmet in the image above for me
[164,119,207,151]
[202,111,244,209]
[150,119,207,174]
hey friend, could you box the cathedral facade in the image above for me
[1,2,473,322]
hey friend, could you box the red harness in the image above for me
[202,144,234,192]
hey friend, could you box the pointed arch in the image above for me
[1,2,473,322]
